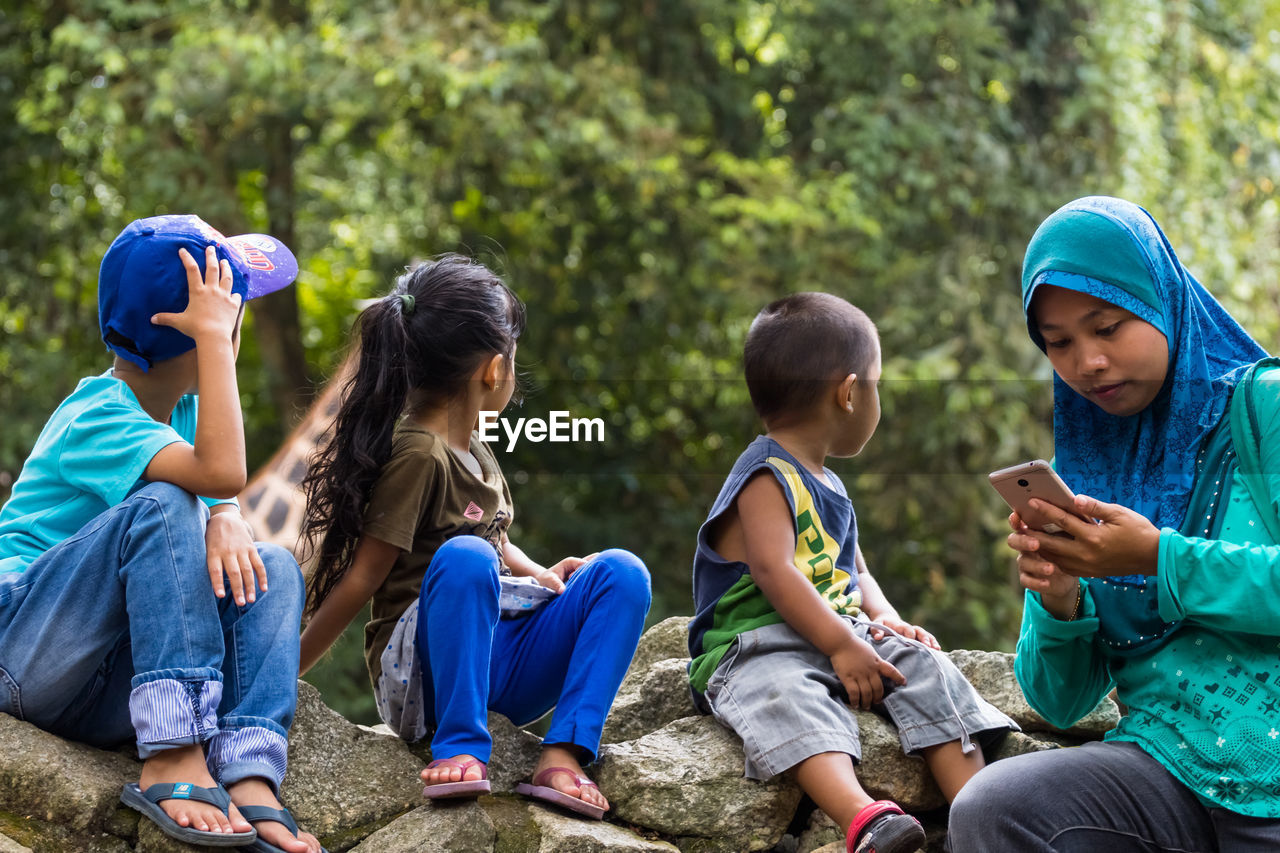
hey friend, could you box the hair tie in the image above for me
[398,293,416,316]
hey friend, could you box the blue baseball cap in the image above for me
[98,214,299,370]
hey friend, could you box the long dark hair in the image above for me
[301,254,525,614]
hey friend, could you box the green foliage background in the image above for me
[4,0,1280,723]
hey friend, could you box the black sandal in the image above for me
[238,803,329,853]
[121,781,256,847]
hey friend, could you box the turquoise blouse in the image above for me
[1016,376,1280,817]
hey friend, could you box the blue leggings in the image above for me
[415,536,650,763]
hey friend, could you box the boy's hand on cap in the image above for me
[151,246,243,344]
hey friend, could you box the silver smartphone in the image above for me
[988,460,1084,535]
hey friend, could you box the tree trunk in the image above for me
[257,119,313,427]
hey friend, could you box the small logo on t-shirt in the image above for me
[463,501,484,521]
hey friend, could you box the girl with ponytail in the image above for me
[298,255,650,819]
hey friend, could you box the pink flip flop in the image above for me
[423,758,491,799]
[514,766,607,820]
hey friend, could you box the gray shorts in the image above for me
[704,617,1017,780]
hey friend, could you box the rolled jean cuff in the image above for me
[206,720,289,793]
[130,676,223,758]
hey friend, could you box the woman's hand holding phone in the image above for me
[993,460,1159,614]
[1012,494,1160,580]
[1008,509,1081,618]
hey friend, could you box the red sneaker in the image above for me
[847,800,925,853]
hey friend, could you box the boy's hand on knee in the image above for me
[206,511,267,605]
[870,616,941,650]
[830,635,906,710]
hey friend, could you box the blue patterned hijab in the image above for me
[1021,196,1266,653]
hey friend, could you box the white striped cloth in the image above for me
[129,678,221,749]
[206,726,289,789]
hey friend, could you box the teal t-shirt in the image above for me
[0,370,222,574]
[1016,369,1280,817]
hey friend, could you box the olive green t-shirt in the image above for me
[362,424,512,685]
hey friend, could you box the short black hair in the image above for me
[744,292,879,424]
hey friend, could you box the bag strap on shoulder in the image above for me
[1228,357,1280,544]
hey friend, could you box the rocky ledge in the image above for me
[0,617,1116,852]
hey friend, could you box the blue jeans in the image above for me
[416,535,651,763]
[0,482,303,790]
[948,740,1280,852]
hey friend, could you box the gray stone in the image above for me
[0,623,1119,853]
[282,680,424,845]
[602,658,698,745]
[480,796,540,853]
[527,804,681,852]
[948,649,1118,737]
[0,810,132,853]
[628,616,692,674]
[796,810,842,853]
[849,711,945,812]
[37,832,130,853]
[349,802,495,852]
[0,713,139,834]
[671,837,765,853]
[986,729,1063,763]
[595,716,802,851]
[0,818,131,853]
[484,712,545,793]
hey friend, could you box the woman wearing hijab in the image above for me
[948,196,1280,851]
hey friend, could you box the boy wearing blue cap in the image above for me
[0,216,322,852]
